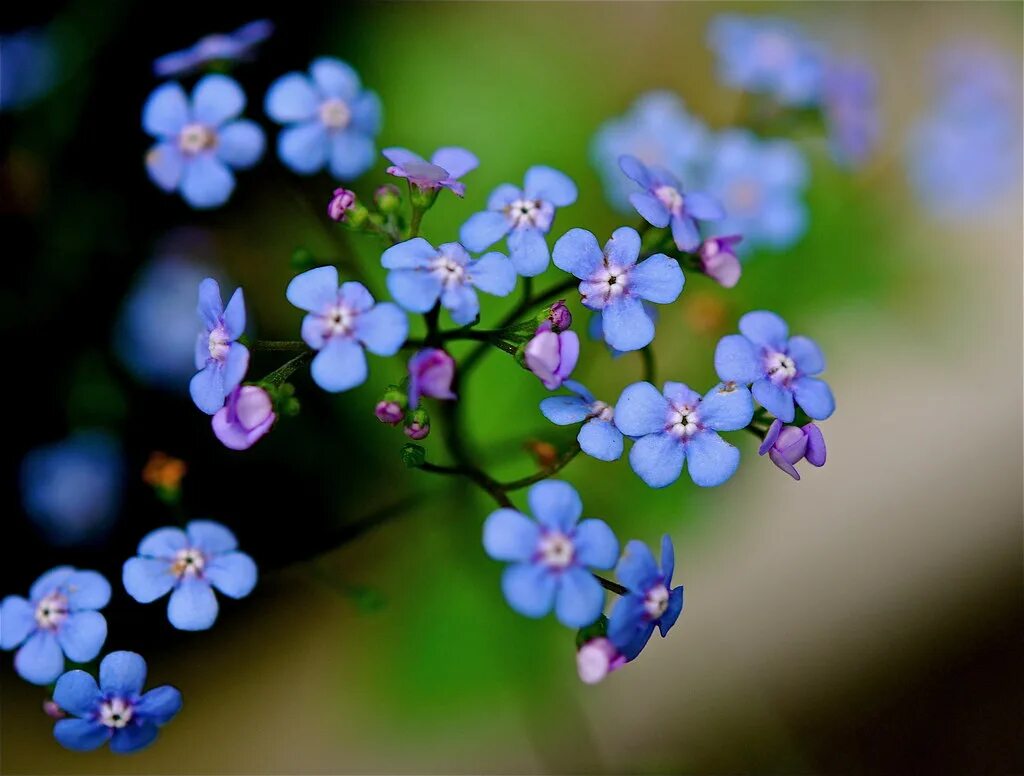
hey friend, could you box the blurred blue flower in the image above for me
[286,266,408,393]
[381,239,516,325]
[701,129,809,253]
[20,431,124,547]
[822,59,880,168]
[460,166,577,276]
[191,278,249,415]
[384,147,478,197]
[143,75,265,209]
[0,28,58,111]
[715,310,834,422]
[53,651,182,754]
[1,567,110,685]
[123,520,257,631]
[153,19,273,77]
[608,536,684,659]
[483,481,618,628]
[708,15,824,106]
[265,57,382,180]
[553,227,682,352]
[615,381,753,488]
[540,380,623,462]
[591,91,708,212]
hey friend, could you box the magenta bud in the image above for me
[758,419,826,480]
[374,183,402,213]
[408,348,457,409]
[524,323,579,390]
[212,386,276,451]
[576,638,627,684]
[375,400,405,426]
[698,235,742,288]
[404,420,430,440]
[327,188,357,222]
[548,299,572,331]
[43,700,66,720]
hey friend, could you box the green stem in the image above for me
[640,345,657,384]
[595,575,628,596]
[253,340,308,352]
[500,443,581,491]
[262,352,311,387]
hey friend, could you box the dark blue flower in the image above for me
[1,567,110,685]
[123,520,257,631]
[714,310,834,422]
[615,380,754,488]
[153,20,273,77]
[286,266,408,393]
[384,147,478,196]
[483,481,619,628]
[608,536,684,659]
[143,75,264,209]
[460,166,577,276]
[540,380,623,462]
[0,27,58,112]
[553,227,683,352]
[52,651,182,754]
[190,278,248,415]
[265,58,381,180]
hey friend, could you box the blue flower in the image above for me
[619,155,724,251]
[714,310,834,422]
[614,381,754,488]
[460,166,577,276]
[286,266,408,393]
[822,59,880,168]
[20,431,123,547]
[265,57,382,180]
[707,15,824,106]
[384,147,478,197]
[591,91,708,212]
[153,19,273,77]
[143,75,264,209]
[608,536,684,659]
[52,651,182,754]
[190,278,248,415]
[1,567,110,685]
[483,481,619,628]
[381,239,516,325]
[540,380,623,462]
[552,227,683,352]
[701,129,808,253]
[122,520,257,631]
[0,27,58,112]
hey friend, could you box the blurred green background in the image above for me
[1,2,1021,774]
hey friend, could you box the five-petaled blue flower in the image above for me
[381,239,516,325]
[608,535,684,659]
[286,266,408,393]
[144,75,264,209]
[483,481,619,628]
[539,380,623,462]
[153,19,273,77]
[190,278,248,415]
[714,310,834,422]
[1,567,110,685]
[52,651,182,754]
[265,57,382,180]
[553,227,683,352]
[615,381,754,488]
[384,147,478,196]
[619,155,724,252]
[123,520,257,631]
[460,166,578,276]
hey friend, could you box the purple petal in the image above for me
[659,586,684,635]
[30,566,75,601]
[167,578,219,631]
[686,431,740,487]
[431,147,478,179]
[628,432,685,488]
[607,594,646,649]
[205,552,257,599]
[804,424,826,466]
[769,448,801,480]
[527,480,582,532]
[483,508,541,562]
[222,343,249,394]
[311,338,367,392]
[554,567,604,628]
[759,418,784,455]
[197,277,223,326]
[382,147,425,167]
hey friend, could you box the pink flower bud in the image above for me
[212,386,276,450]
[374,400,404,426]
[548,300,572,331]
[524,323,579,390]
[327,188,357,222]
[758,419,826,480]
[576,638,626,684]
[404,420,430,440]
[43,700,66,720]
[408,348,457,409]
[698,235,742,288]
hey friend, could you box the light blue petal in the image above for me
[135,686,183,725]
[286,265,339,312]
[382,147,424,167]
[53,670,101,716]
[483,508,540,562]
[56,611,106,663]
[501,563,556,619]
[686,431,740,487]
[602,296,655,352]
[278,120,328,174]
[685,191,725,220]
[752,378,795,422]
[265,73,318,123]
[311,338,368,392]
[616,540,660,592]
[664,381,702,407]
[523,165,577,206]
[618,155,652,187]
[563,380,595,403]
[539,395,590,425]
[138,526,187,559]
[122,558,175,603]
[699,383,754,431]
[30,566,75,601]
[442,283,479,325]
[739,310,789,349]
[197,277,223,326]
[145,143,183,191]
[661,534,676,585]
[607,594,646,648]
[606,227,641,267]
[339,280,374,309]
[222,286,246,337]
[629,191,671,228]
[670,214,700,251]
[205,552,257,599]
[0,596,34,649]
[552,228,603,278]
[216,120,264,169]
[381,238,436,270]
[460,211,509,252]
[714,334,763,384]
[573,519,619,569]
[329,130,376,180]
[659,586,684,635]
[110,723,159,754]
[431,147,478,179]
[578,418,623,462]
[629,432,685,488]
[614,381,668,436]
[554,567,604,628]
[630,253,684,304]
[507,228,550,277]
[793,377,835,420]
[350,90,382,135]
[15,630,64,684]
[469,251,516,296]
[99,650,146,694]
[619,622,656,661]
[223,343,249,394]
[142,82,188,138]
[181,155,235,209]
[356,302,408,356]
[528,480,583,532]
[311,57,361,100]
[788,335,826,375]
[191,74,245,126]
[386,270,442,313]
[487,184,522,210]
[167,578,219,631]
[54,719,110,752]
[186,520,237,554]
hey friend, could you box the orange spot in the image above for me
[143,452,187,491]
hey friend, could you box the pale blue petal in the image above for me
[487,183,522,210]
[30,566,75,601]
[539,395,590,425]
[142,82,188,138]
[311,338,367,392]
[469,252,516,296]
[386,270,442,313]
[523,165,577,206]
[616,540,660,592]
[554,567,604,628]
[629,432,685,488]
[793,377,835,420]
[110,723,159,754]
[483,509,540,562]
[339,281,374,312]
[99,650,147,694]
[53,670,101,716]
[382,147,425,167]
[278,120,328,174]
[614,381,668,436]
[787,335,826,375]
[122,558,175,603]
[501,563,556,618]
[618,155,652,187]
[329,130,376,180]
[381,238,436,270]
[286,265,339,312]
[356,302,408,356]
[630,253,684,304]
[714,334,762,384]
[222,286,246,337]
[670,214,700,251]
[607,594,646,648]
[752,378,795,422]
[0,596,34,649]
[552,228,603,278]
[191,74,245,126]
[311,57,361,100]
[56,611,106,663]
[507,228,550,277]
[528,480,582,532]
[563,380,595,403]
[54,719,110,752]
[739,310,789,349]
[573,519,619,569]
[663,381,702,407]
[15,630,64,684]
[264,73,318,123]
[431,147,478,179]
[661,534,676,585]
[197,277,223,326]
[181,155,235,209]
[602,296,655,352]
[135,686,183,725]
[685,191,725,220]
[605,226,641,267]
[578,418,623,462]
[186,520,237,554]
[630,191,670,227]
[350,90,382,135]
[216,120,264,169]
[442,283,479,325]
[145,143,183,191]
[660,586,684,635]
[222,343,249,393]
[205,552,257,599]
[699,383,754,431]
[138,527,187,559]
[686,431,740,487]
[460,211,510,252]
[167,578,219,631]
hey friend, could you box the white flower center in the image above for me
[538,531,575,570]
[505,198,553,231]
[591,400,613,423]
[597,264,629,299]
[178,123,217,155]
[644,585,670,618]
[99,697,134,729]
[34,592,69,630]
[171,548,206,578]
[766,351,797,383]
[324,304,356,337]
[208,323,230,362]
[668,405,700,438]
[430,254,467,289]
[319,98,351,130]
[654,184,684,213]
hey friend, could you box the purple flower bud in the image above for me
[374,400,405,426]
[524,323,579,390]
[758,419,826,480]
[408,348,457,409]
[43,700,66,720]
[548,299,572,331]
[327,188,357,222]
[698,235,743,288]
[576,638,626,684]
[404,420,430,440]
[211,386,276,450]
[374,184,402,213]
